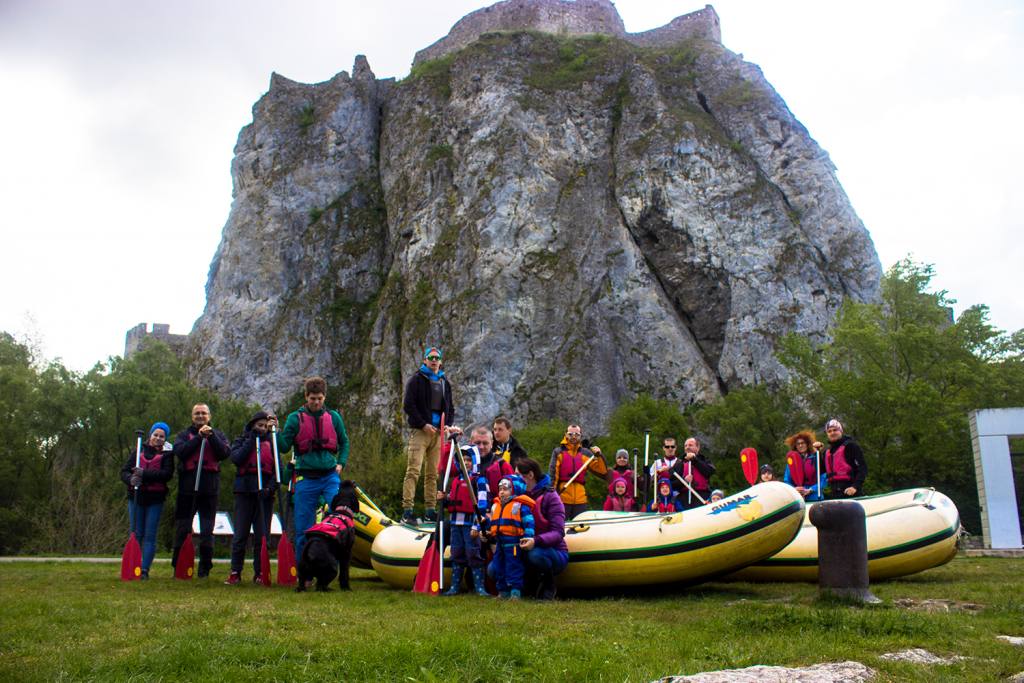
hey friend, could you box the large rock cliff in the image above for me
[187,0,880,430]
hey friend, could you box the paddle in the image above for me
[413,415,448,595]
[643,429,651,507]
[255,433,271,587]
[270,422,296,585]
[174,437,206,580]
[740,447,759,486]
[559,452,596,492]
[786,450,805,487]
[671,470,707,505]
[120,430,145,581]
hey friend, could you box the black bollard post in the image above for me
[809,500,880,603]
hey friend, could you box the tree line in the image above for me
[1,259,1021,554]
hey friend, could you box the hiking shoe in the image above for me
[402,509,416,524]
[252,574,262,585]
[224,572,241,586]
[509,589,521,600]
[498,591,510,599]
[424,509,438,523]
[140,570,149,581]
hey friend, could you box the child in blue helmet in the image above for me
[484,474,535,599]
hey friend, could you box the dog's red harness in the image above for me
[305,508,355,543]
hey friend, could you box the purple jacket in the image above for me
[528,475,568,553]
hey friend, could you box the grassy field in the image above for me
[0,558,1021,682]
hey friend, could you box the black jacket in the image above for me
[172,425,230,495]
[120,443,174,505]
[403,370,455,430]
[229,428,282,494]
[494,435,528,468]
[826,435,867,493]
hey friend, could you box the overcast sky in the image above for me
[1,0,1021,371]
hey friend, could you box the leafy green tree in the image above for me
[778,258,1024,532]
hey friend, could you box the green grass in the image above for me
[0,558,1021,681]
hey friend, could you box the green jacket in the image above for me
[275,407,350,472]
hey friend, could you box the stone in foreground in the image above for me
[656,660,874,682]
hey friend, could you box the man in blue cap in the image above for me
[401,346,455,524]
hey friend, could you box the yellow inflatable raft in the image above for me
[370,481,805,590]
[729,488,961,582]
[350,488,397,569]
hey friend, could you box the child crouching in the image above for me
[485,474,534,599]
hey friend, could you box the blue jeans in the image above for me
[525,545,568,576]
[128,500,164,572]
[294,472,340,559]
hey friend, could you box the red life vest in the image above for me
[826,444,852,482]
[182,431,221,472]
[485,458,514,500]
[238,438,274,476]
[604,495,637,512]
[682,458,709,491]
[138,449,167,494]
[557,448,588,485]
[490,495,534,538]
[305,510,354,543]
[652,498,679,514]
[788,451,820,485]
[295,411,338,454]
[446,477,477,513]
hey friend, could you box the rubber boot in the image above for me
[471,567,489,596]
[443,565,465,596]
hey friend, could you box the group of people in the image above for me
[399,347,869,600]
[121,345,867,598]
[121,376,350,582]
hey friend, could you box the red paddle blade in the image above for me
[786,452,805,487]
[259,537,271,586]
[412,536,441,595]
[175,534,195,580]
[120,533,142,581]
[276,532,297,585]
[740,447,759,485]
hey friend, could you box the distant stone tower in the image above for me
[124,323,188,358]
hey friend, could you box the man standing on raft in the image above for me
[402,346,454,524]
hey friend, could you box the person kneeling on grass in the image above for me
[485,474,534,599]
[515,457,568,600]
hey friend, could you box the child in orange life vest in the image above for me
[649,478,684,513]
[484,474,534,599]
[603,476,638,512]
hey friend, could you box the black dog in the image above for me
[296,480,359,592]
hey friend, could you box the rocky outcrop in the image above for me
[187,2,881,430]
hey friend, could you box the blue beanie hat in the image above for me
[509,474,527,496]
[423,346,442,359]
[149,421,171,438]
